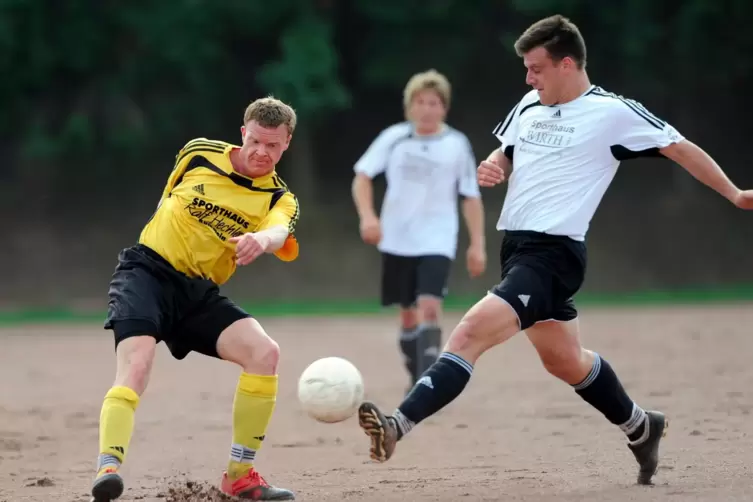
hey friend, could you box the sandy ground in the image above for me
[1,304,753,501]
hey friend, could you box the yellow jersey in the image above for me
[139,138,300,285]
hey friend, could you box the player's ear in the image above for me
[283,134,292,151]
[240,125,246,140]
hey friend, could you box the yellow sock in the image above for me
[97,386,140,472]
[227,373,278,480]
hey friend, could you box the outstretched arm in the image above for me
[660,140,753,209]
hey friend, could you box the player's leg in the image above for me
[93,247,168,502]
[526,315,668,485]
[411,255,452,379]
[380,252,423,385]
[177,291,293,501]
[359,289,522,462]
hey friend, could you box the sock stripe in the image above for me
[97,454,121,471]
[230,444,256,463]
[439,352,473,375]
[572,353,602,391]
[620,403,647,435]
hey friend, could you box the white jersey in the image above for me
[493,85,684,241]
[354,122,480,259]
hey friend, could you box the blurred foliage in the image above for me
[0,0,751,176]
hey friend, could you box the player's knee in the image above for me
[444,312,488,359]
[114,337,156,395]
[217,318,280,374]
[251,336,280,373]
[399,308,419,329]
[539,346,589,384]
[417,296,442,324]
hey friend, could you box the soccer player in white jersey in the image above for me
[351,69,487,390]
[358,15,753,486]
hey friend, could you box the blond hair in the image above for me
[402,69,452,114]
[243,96,297,135]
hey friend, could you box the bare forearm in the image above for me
[661,140,740,202]
[462,197,485,248]
[486,147,513,180]
[351,174,378,219]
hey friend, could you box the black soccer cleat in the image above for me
[627,410,669,485]
[358,402,398,462]
[90,468,124,502]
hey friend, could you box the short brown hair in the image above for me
[514,15,587,69]
[243,96,297,135]
[403,69,452,111]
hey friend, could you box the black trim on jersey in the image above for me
[269,189,286,209]
[493,103,519,136]
[173,155,280,194]
[590,89,666,130]
[503,145,515,161]
[175,140,226,165]
[610,145,664,161]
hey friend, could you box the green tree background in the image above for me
[1,0,751,308]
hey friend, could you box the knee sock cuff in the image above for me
[239,373,278,397]
[105,386,140,409]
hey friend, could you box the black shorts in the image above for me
[490,230,587,331]
[381,253,452,309]
[104,244,251,360]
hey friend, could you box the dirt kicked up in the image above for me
[1,304,752,501]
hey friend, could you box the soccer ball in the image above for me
[297,357,365,423]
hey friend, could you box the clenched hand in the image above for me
[229,233,271,266]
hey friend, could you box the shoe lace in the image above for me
[246,469,270,488]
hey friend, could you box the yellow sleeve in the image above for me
[257,191,300,262]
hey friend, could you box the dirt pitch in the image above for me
[1,304,753,502]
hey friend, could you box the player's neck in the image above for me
[556,73,591,105]
[413,122,445,136]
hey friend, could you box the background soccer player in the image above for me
[351,69,487,391]
[357,15,753,487]
[92,98,300,501]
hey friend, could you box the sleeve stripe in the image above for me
[493,102,519,136]
[175,144,226,165]
[590,89,665,130]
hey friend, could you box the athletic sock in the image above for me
[398,326,419,381]
[573,353,648,444]
[227,373,278,480]
[392,352,473,439]
[97,386,140,472]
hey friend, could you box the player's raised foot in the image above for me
[220,469,295,500]
[628,410,669,485]
[358,401,398,462]
[90,466,124,502]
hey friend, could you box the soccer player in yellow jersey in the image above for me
[90,97,300,502]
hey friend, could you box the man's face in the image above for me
[408,89,446,133]
[237,120,291,177]
[523,46,574,106]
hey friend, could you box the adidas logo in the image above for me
[192,184,205,195]
[551,109,561,118]
[417,376,434,389]
[518,294,530,307]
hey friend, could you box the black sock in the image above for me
[573,353,648,443]
[398,326,419,381]
[392,352,473,439]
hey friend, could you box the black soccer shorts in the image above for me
[103,244,251,360]
[490,230,587,331]
[380,252,452,309]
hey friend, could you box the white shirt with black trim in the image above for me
[492,85,684,241]
[354,122,480,259]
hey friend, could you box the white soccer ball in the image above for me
[297,357,365,423]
